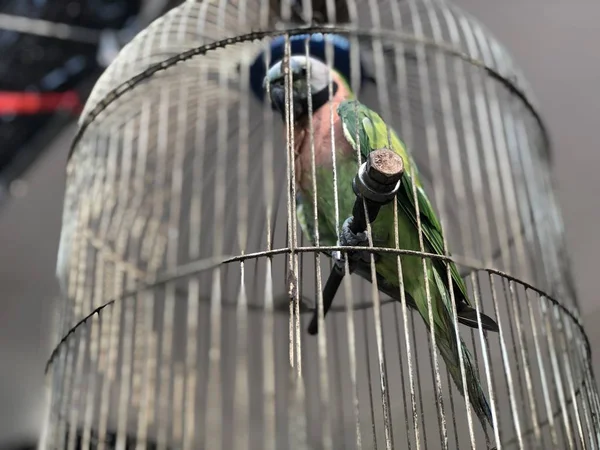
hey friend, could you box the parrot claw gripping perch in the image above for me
[333,217,370,265]
[308,149,404,335]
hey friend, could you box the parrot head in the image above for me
[263,55,337,121]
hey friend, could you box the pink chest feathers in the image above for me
[293,103,354,191]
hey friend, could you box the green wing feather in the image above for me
[337,99,471,307]
[335,99,495,428]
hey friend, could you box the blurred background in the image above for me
[0,0,598,448]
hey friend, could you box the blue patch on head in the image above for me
[249,33,366,102]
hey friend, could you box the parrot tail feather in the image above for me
[429,268,495,431]
[445,341,495,430]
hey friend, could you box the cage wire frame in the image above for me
[41,0,600,449]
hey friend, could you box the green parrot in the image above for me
[264,54,498,429]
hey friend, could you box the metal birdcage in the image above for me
[41,0,600,449]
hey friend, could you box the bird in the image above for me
[263,54,500,430]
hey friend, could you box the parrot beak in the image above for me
[264,66,286,114]
[269,84,286,115]
[264,59,310,120]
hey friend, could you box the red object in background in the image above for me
[0,90,82,115]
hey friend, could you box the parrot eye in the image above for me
[293,67,307,80]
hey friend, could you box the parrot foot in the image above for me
[308,216,376,336]
[333,217,373,267]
